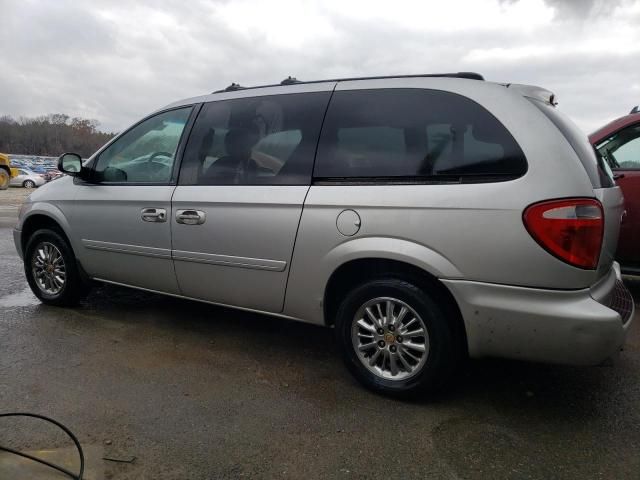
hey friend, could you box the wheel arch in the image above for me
[20,209,75,256]
[323,257,468,356]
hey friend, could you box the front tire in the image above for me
[24,229,89,306]
[23,180,36,188]
[335,278,461,397]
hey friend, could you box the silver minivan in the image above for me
[14,73,634,395]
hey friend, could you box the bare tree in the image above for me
[0,114,116,157]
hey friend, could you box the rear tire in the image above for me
[24,228,90,306]
[0,169,9,190]
[23,180,36,188]
[335,278,461,397]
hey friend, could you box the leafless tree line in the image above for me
[0,114,116,158]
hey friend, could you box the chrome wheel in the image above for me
[351,297,429,381]
[24,180,35,188]
[31,242,66,295]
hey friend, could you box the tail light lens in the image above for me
[523,198,604,269]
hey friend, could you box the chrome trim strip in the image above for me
[82,239,172,259]
[172,249,287,272]
[82,240,286,271]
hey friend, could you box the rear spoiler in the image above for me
[505,84,558,106]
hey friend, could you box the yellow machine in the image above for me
[0,153,19,190]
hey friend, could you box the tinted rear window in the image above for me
[530,99,615,188]
[314,88,527,181]
[180,92,330,185]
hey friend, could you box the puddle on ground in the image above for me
[0,287,39,308]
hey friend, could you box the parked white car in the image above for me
[10,168,46,188]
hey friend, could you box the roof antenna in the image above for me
[631,106,639,114]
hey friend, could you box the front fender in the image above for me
[18,202,80,256]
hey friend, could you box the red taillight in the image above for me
[523,198,604,269]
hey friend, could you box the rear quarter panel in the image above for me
[283,78,604,325]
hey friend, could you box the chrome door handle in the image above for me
[176,209,206,225]
[141,208,167,222]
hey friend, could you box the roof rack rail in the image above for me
[281,76,301,85]
[449,72,484,80]
[212,72,484,95]
[213,82,246,93]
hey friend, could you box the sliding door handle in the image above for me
[176,209,206,225]
[141,208,167,222]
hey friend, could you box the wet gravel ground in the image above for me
[1,211,639,478]
[0,189,29,228]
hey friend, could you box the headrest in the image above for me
[225,127,259,157]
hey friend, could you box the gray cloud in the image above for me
[543,0,625,18]
[502,0,628,18]
[1,0,639,135]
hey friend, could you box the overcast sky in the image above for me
[1,0,639,134]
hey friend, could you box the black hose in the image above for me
[0,412,84,480]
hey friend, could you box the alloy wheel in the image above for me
[351,297,429,380]
[31,242,66,295]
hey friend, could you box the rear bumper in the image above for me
[443,263,634,365]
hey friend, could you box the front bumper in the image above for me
[443,264,634,366]
[13,228,23,259]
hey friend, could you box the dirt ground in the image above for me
[0,187,31,206]
[0,188,30,227]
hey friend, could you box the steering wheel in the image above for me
[148,151,173,163]
[146,151,173,180]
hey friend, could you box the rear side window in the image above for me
[530,100,615,188]
[179,92,331,185]
[314,88,527,181]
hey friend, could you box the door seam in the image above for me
[280,82,338,313]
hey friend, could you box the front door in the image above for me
[596,123,640,269]
[171,88,333,312]
[69,106,194,293]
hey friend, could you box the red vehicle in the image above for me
[590,106,640,274]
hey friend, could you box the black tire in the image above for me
[335,278,461,397]
[24,228,90,306]
[0,168,9,190]
[23,180,36,188]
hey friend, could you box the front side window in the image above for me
[596,124,640,170]
[179,92,331,185]
[314,89,527,180]
[93,107,192,183]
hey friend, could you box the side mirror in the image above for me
[58,153,83,176]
